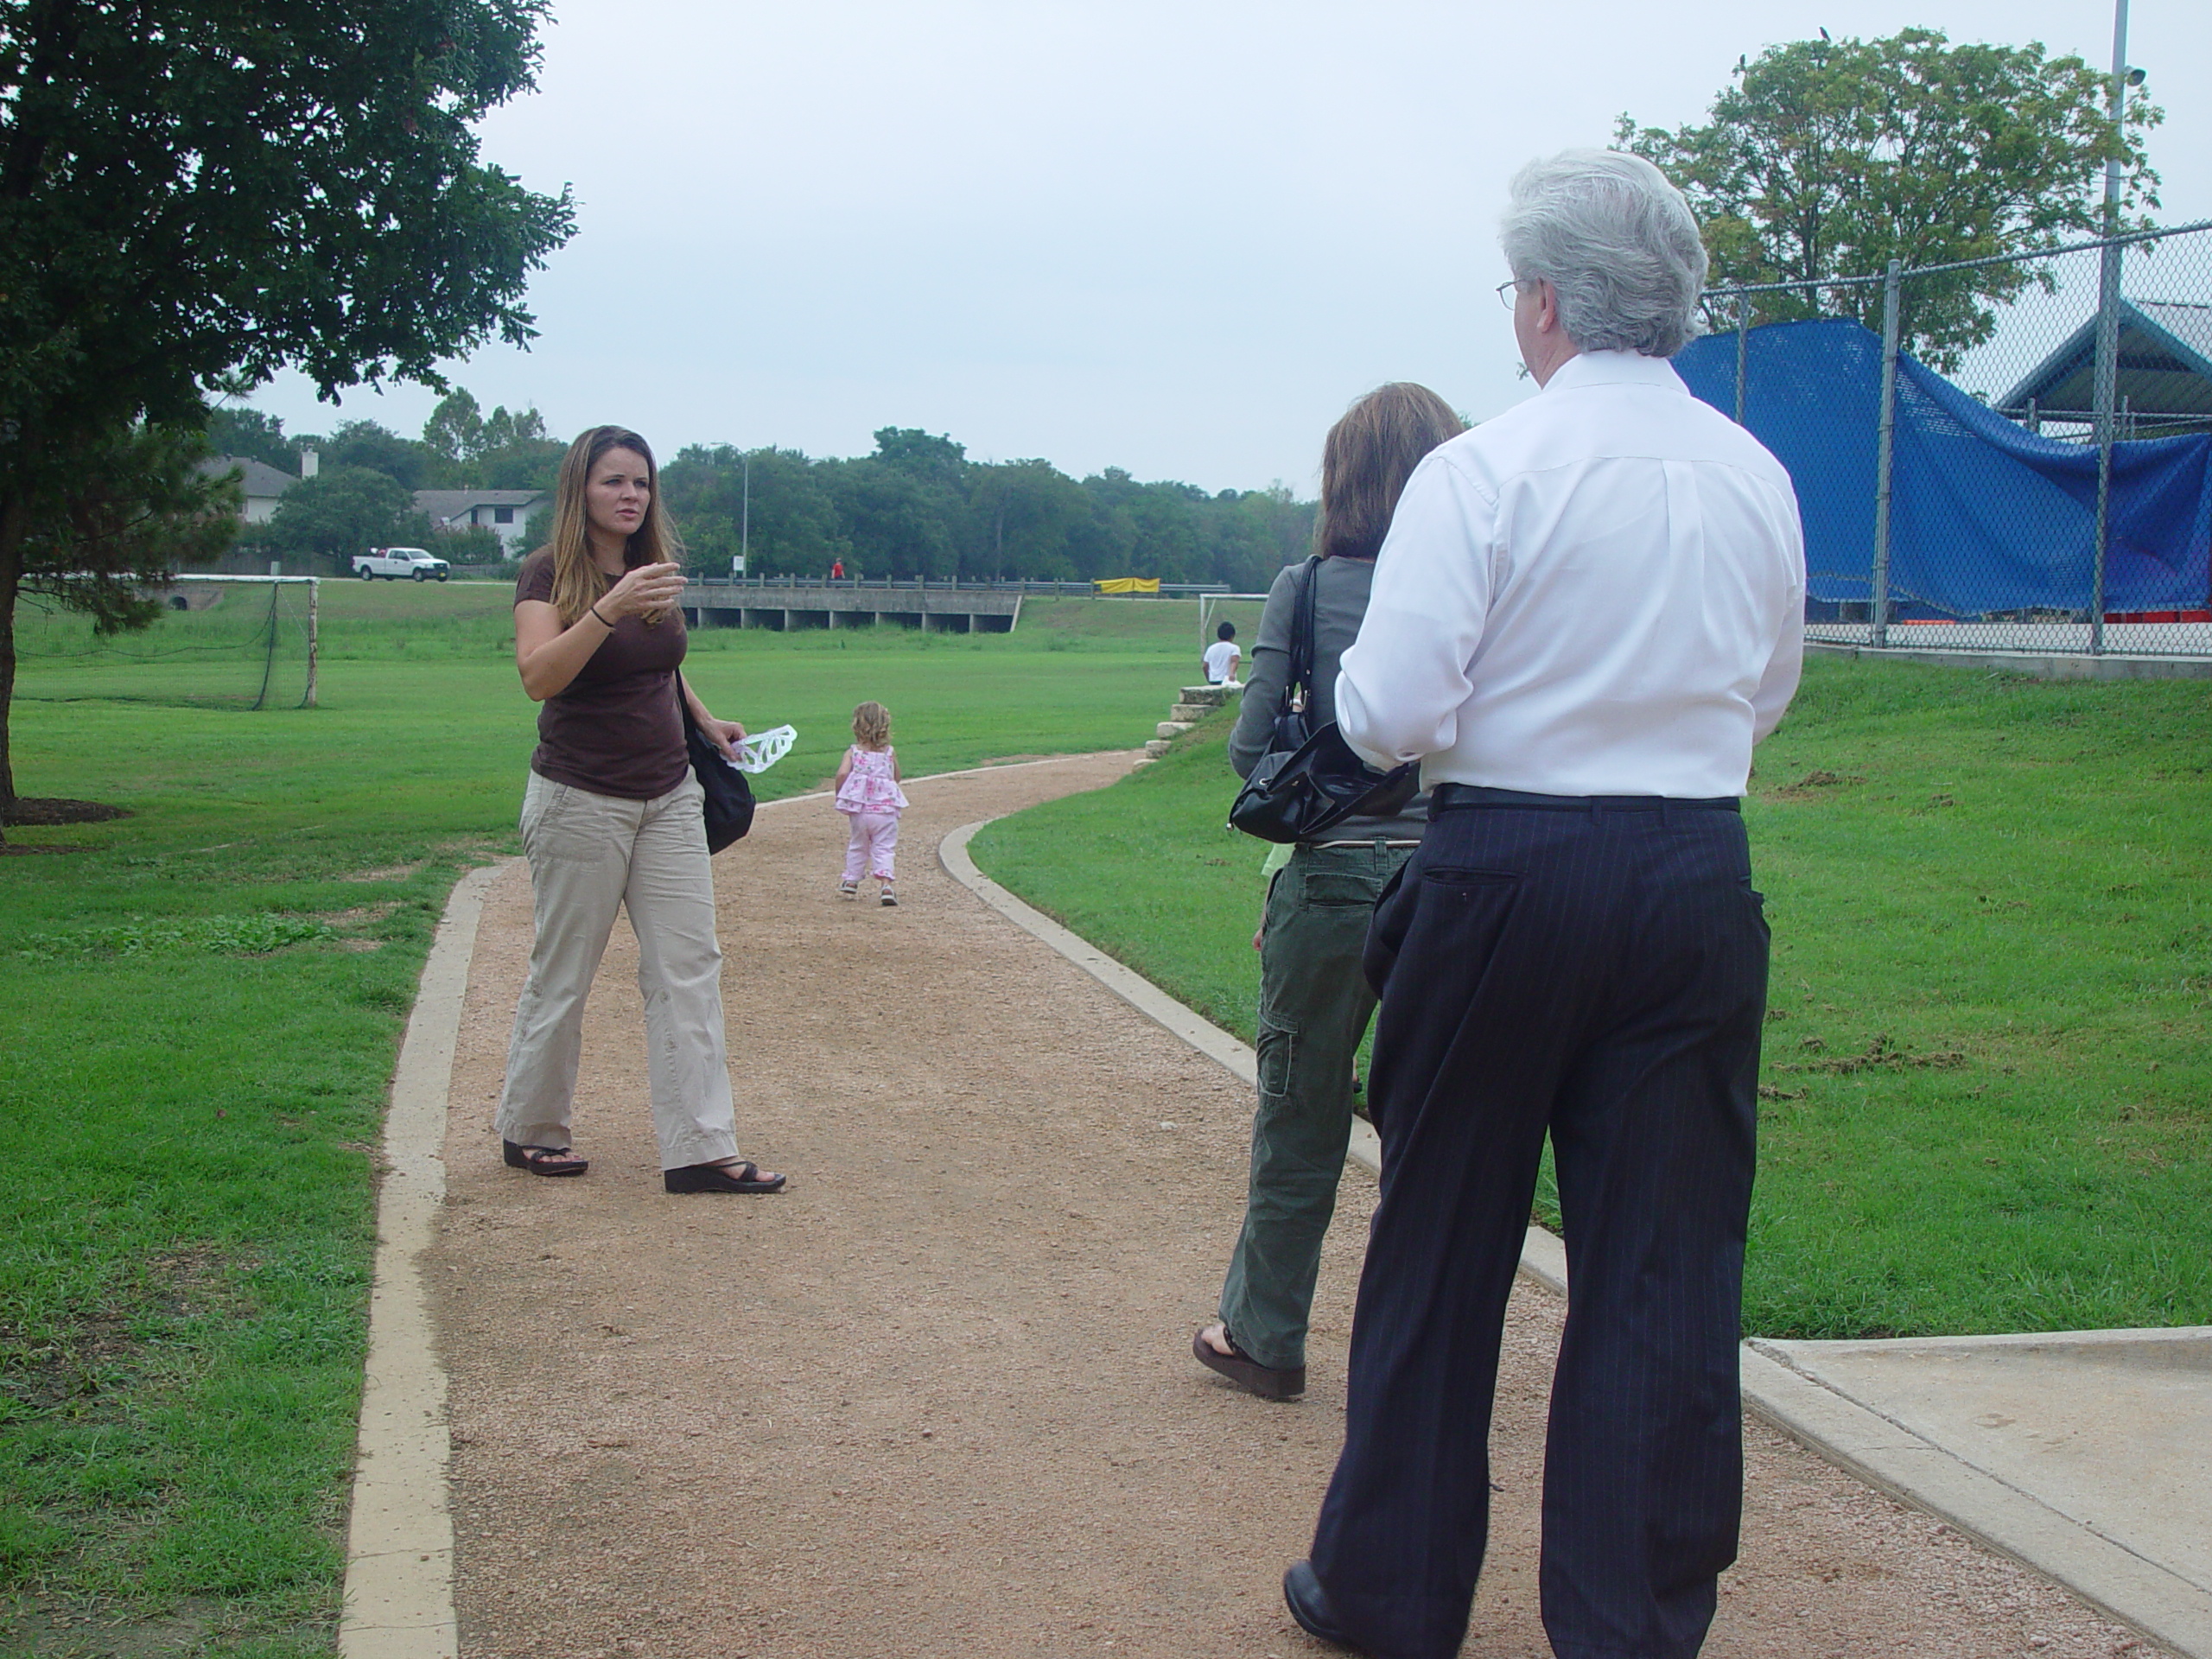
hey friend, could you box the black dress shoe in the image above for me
[1283,1560,1359,1650]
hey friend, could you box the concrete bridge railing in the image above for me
[679,582,1020,634]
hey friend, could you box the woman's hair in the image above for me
[1216,620,1236,641]
[1312,383,1466,562]
[543,425,683,626]
[1499,149,1708,359]
[852,701,892,748]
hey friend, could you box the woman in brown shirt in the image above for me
[498,424,784,1195]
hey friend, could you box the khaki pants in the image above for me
[496,772,743,1173]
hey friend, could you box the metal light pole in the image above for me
[2088,0,2132,654]
[740,451,751,580]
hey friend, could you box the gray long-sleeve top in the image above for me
[1228,555,1428,842]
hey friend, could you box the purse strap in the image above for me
[1283,555,1323,711]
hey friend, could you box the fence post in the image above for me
[1871,258,1903,649]
[1733,293,1749,425]
[2089,239,2121,654]
[2089,0,2132,653]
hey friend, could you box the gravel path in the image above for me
[428,752,2163,1659]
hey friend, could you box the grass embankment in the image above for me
[972,656,2212,1339]
[0,588,1201,1654]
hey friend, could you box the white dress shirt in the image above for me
[1337,350,1805,798]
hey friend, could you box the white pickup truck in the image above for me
[353,546,450,582]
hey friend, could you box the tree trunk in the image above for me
[0,490,24,836]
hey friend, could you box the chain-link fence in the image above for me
[1681,221,2212,658]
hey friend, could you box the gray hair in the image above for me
[1500,149,1708,358]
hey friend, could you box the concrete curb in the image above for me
[1807,640,2212,681]
[942,812,2209,1659]
[339,860,507,1659]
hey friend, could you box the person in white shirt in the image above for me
[1282,151,1804,1659]
[1201,621,1242,685]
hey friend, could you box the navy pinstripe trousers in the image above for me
[1308,790,1769,1659]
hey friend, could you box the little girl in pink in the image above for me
[834,701,909,906]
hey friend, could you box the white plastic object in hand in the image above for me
[733,723,797,774]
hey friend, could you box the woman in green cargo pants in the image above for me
[1193,383,1464,1402]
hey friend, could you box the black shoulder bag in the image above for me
[678,676,755,854]
[1227,557,1417,844]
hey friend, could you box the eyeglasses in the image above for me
[1496,278,1525,309]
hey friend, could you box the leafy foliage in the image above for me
[1620,29,2163,367]
[263,467,424,568]
[204,407,299,474]
[322,420,436,493]
[658,429,1313,590]
[0,0,575,810]
[14,423,239,639]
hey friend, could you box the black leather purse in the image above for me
[678,677,754,854]
[1228,559,1416,843]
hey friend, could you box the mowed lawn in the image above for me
[0,587,1197,1655]
[972,655,2212,1340]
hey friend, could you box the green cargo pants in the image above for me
[1217,838,1413,1372]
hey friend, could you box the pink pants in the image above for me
[842,810,899,882]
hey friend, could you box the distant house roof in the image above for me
[1997,298,2212,427]
[198,455,298,499]
[413,488,548,524]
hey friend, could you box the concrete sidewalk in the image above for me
[1748,1329,2212,1657]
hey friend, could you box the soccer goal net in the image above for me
[12,575,319,709]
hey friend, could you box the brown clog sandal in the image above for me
[1192,1327,1306,1401]
[664,1160,788,1195]
[504,1141,588,1177]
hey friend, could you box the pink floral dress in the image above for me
[835,746,909,815]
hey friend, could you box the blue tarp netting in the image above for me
[1673,319,2212,615]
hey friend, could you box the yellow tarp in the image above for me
[1093,577,1161,594]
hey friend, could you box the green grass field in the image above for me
[8,588,2209,1651]
[0,588,1205,1655]
[974,657,2212,1340]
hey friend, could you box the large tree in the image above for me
[205,406,298,473]
[966,460,1086,582]
[1618,29,2161,368]
[321,419,436,492]
[660,445,848,579]
[264,466,423,569]
[0,0,575,818]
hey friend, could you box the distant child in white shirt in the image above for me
[1203,621,1242,686]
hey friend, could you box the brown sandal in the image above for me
[1192,1327,1306,1401]
[664,1160,787,1195]
[503,1141,588,1177]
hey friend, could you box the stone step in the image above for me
[1168,704,1215,722]
[1156,721,1194,739]
[1179,684,1232,706]
[1143,738,1173,759]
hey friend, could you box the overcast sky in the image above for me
[242,0,2210,496]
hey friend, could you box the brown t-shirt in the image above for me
[515,549,690,800]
